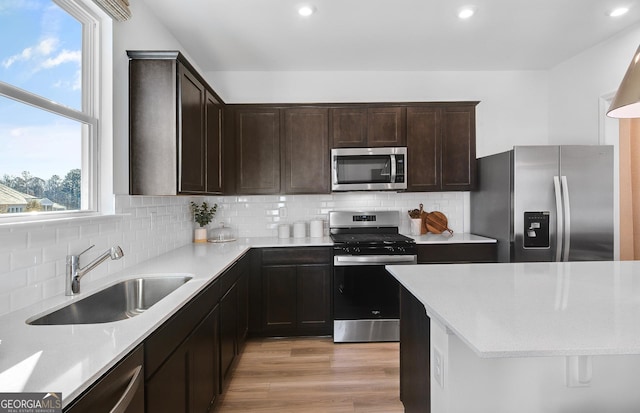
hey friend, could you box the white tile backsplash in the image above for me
[0,191,467,316]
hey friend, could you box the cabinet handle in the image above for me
[110,365,142,413]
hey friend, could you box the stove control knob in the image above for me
[354,247,360,253]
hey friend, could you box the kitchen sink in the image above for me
[26,275,193,325]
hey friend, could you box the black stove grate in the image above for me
[330,233,415,245]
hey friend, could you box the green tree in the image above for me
[61,169,81,210]
[45,175,62,204]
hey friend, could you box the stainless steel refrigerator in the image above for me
[471,145,614,263]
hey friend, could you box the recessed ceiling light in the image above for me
[458,6,476,19]
[298,5,316,17]
[609,7,629,17]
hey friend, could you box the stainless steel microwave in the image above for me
[331,147,407,191]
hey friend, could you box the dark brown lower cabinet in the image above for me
[142,252,249,413]
[400,285,431,413]
[220,283,238,386]
[297,264,332,334]
[260,247,332,336]
[64,346,144,413]
[146,307,218,413]
[237,269,249,349]
[263,265,297,332]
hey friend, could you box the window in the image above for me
[0,0,99,217]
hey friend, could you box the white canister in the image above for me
[310,219,324,238]
[410,218,422,236]
[278,224,291,239]
[293,221,307,238]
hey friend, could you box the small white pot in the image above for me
[194,227,208,243]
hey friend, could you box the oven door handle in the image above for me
[334,255,417,266]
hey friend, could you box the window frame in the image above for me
[0,0,103,222]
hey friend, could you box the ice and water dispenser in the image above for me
[523,212,550,248]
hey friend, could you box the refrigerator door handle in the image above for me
[561,175,571,262]
[553,176,563,262]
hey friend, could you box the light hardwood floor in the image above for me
[214,337,404,413]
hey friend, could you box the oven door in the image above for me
[333,263,404,342]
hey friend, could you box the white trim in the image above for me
[0,211,127,228]
[0,83,95,125]
[0,0,109,223]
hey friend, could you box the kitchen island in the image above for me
[387,261,640,413]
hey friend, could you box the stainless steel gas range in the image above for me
[329,210,417,343]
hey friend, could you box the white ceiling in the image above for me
[139,0,640,71]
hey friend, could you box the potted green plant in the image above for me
[190,201,218,243]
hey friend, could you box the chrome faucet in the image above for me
[66,245,124,296]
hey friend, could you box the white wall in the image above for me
[548,25,640,145]
[206,70,550,157]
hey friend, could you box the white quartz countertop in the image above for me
[409,233,496,244]
[0,236,334,406]
[0,233,491,406]
[387,261,640,358]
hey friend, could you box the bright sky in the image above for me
[0,0,82,180]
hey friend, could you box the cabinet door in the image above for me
[178,64,206,193]
[296,264,332,334]
[146,309,218,413]
[189,308,218,413]
[205,91,222,194]
[283,108,330,193]
[235,108,281,194]
[331,107,367,148]
[236,269,249,351]
[367,107,406,147]
[406,107,440,192]
[146,343,187,413]
[220,284,238,384]
[262,265,297,334]
[441,105,476,190]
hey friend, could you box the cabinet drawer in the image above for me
[144,279,219,379]
[262,247,331,266]
[220,252,248,293]
[417,243,497,264]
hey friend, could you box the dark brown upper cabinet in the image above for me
[206,90,223,194]
[229,106,330,195]
[441,105,476,190]
[283,108,330,194]
[406,103,477,192]
[234,107,281,194]
[406,106,440,192]
[331,106,405,148]
[178,67,206,193]
[128,51,224,196]
[226,102,476,195]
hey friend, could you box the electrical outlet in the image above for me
[433,347,444,388]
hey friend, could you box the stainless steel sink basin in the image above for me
[27,275,192,325]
